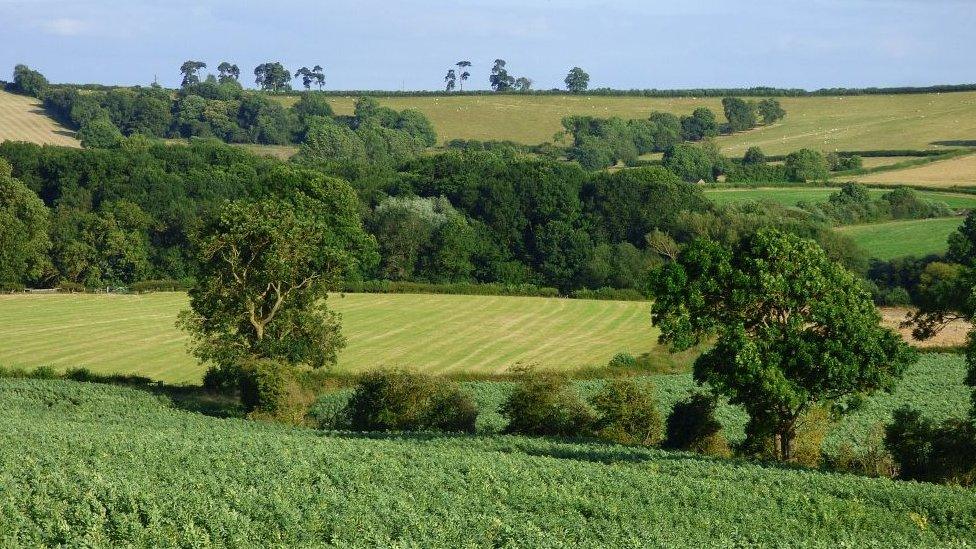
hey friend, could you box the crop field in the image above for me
[835,216,964,259]
[2,368,974,547]
[855,153,976,187]
[703,186,976,209]
[278,91,976,155]
[0,90,78,146]
[0,293,656,383]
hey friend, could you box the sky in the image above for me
[0,0,973,91]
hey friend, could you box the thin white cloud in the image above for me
[40,17,90,36]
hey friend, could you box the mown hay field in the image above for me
[855,152,976,187]
[0,293,656,384]
[0,90,78,146]
[703,186,976,209]
[280,91,976,155]
[835,216,965,259]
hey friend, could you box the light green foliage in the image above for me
[785,148,830,182]
[704,187,976,210]
[297,120,367,164]
[0,165,50,283]
[836,217,964,259]
[663,142,715,182]
[77,118,122,148]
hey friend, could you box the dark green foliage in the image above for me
[799,183,952,225]
[680,107,718,141]
[721,97,757,132]
[885,407,976,486]
[346,369,478,432]
[742,146,766,165]
[757,98,786,124]
[652,229,916,461]
[502,373,594,437]
[664,393,730,456]
[395,109,437,147]
[724,162,788,183]
[253,62,291,92]
[784,149,829,182]
[590,379,664,446]
[11,64,48,96]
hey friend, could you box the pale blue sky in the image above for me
[1,0,972,90]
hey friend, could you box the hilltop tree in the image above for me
[758,98,786,124]
[217,62,240,83]
[489,59,515,91]
[444,69,456,92]
[254,62,291,92]
[11,64,48,96]
[455,61,471,91]
[179,60,207,88]
[0,160,50,284]
[514,77,532,92]
[179,171,376,372]
[295,65,325,90]
[564,67,590,93]
[651,228,915,462]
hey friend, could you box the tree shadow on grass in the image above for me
[930,140,976,147]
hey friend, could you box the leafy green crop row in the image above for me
[2,355,972,546]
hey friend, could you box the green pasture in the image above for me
[703,186,976,209]
[835,216,964,259]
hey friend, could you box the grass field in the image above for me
[0,90,78,147]
[835,216,964,259]
[0,293,656,383]
[855,153,976,187]
[2,357,973,546]
[703,186,976,208]
[277,92,976,155]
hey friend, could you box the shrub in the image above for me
[130,279,191,293]
[57,281,86,293]
[784,149,829,182]
[791,407,832,467]
[0,282,25,293]
[202,365,242,394]
[502,372,594,437]
[590,379,663,446]
[827,423,896,478]
[664,393,730,457]
[607,352,638,369]
[239,359,314,425]
[346,369,478,433]
[885,406,976,486]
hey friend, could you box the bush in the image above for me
[827,423,896,478]
[202,365,242,394]
[0,282,25,293]
[784,149,829,182]
[885,406,976,486]
[664,393,730,457]
[607,352,638,369]
[502,372,594,437]
[239,359,314,425]
[130,279,192,293]
[57,281,86,293]
[346,369,478,433]
[590,379,663,446]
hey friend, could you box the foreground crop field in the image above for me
[1,375,973,547]
[283,92,976,155]
[0,293,655,383]
[703,186,976,209]
[0,90,78,146]
[835,217,964,259]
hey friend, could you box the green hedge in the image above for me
[339,280,560,297]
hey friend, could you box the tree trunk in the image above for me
[778,428,794,462]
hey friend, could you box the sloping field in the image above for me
[835,216,964,259]
[0,90,78,146]
[704,186,976,209]
[2,372,974,546]
[282,92,976,154]
[0,293,655,383]
[856,153,976,187]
